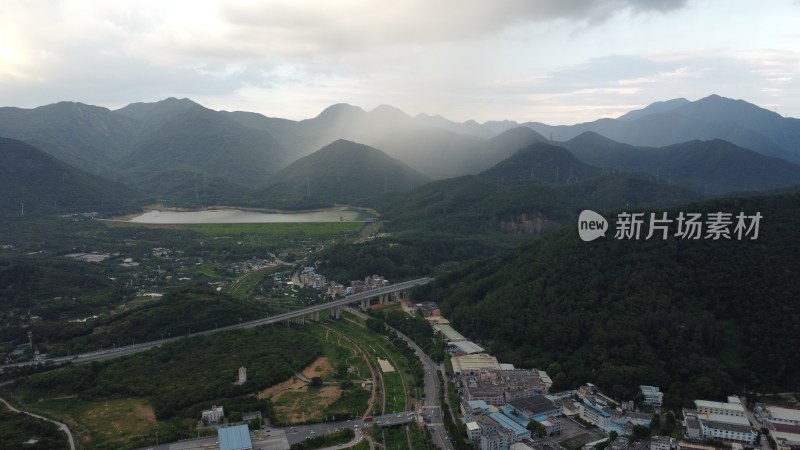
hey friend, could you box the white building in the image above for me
[480,428,515,450]
[202,405,225,424]
[466,422,482,441]
[640,386,664,407]
[697,418,756,444]
[764,406,800,426]
[579,402,610,430]
[651,435,672,450]
[694,399,745,417]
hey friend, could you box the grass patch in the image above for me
[114,222,363,236]
[325,313,417,414]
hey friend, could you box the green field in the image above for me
[107,221,363,236]
[326,312,418,414]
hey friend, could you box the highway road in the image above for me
[132,412,415,450]
[0,277,432,371]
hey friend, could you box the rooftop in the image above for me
[767,406,800,422]
[434,324,467,341]
[451,340,485,354]
[466,421,480,431]
[695,400,746,413]
[701,418,754,434]
[490,412,531,437]
[508,395,558,417]
[699,412,750,426]
[452,353,501,373]
[218,424,252,450]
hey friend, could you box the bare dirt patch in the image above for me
[256,358,344,424]
[256,375,308,400]
[302,356,333,379]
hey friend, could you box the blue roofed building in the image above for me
[218,424,252,450]
[499,404,530,427]
[489,412,531,441]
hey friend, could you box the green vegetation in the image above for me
[365,422,433,450]
[0,409,69,450]
[258,139,430,205]
[328,315,413,413]
[289,428,355,449]
[0,137,142,216]
[8,326,318,447]
[427,191,800,407]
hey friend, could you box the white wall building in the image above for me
[651,435,672,450]
[641,386,664,407]
[695,399,745,417]
[202,405,225,424]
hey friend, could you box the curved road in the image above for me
[0,395,76,450]
[344,307,454,450]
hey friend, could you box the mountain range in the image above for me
[1,94,800,210]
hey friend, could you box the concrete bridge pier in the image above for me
[333,307,341,319]
[361,298,368,310]
[312,311,320,321]
[379,294,388,305]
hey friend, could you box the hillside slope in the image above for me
[0,137,141,215]
[427,191,800,406]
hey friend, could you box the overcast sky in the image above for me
[1,0,798,124]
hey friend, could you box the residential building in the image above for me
[609,436,630,450]
[763,406,800,426]
[473,414,501,435]
[640,386,664,407]
[540,418,562,435]
[765,423,800,447]
[696,417,756,444]
[682,409,702,440]
[480,428,515,450]
[510,444,536,450]
[580,402,610,430]
[694,399,746,417]
[467,421,482,441]
[202,405,224,424]
[650,435,672,450]
[467,400,491,415]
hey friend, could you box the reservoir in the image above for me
[126,208,375,224]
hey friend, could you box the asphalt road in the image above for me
[1,278,433,371]
[345,307,454,450]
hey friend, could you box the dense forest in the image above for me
[424,191,800,408]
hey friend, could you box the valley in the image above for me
[1,95,799,450]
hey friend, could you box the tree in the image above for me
[632,425,651,441]
[527,420,547,438]
[310,376,323,386]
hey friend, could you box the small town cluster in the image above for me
[415,303,798,450]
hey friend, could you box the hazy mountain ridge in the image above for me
[256,139,430,205]
[2,94,800,205]
[524,94,800,163]
[561,131,800,194]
